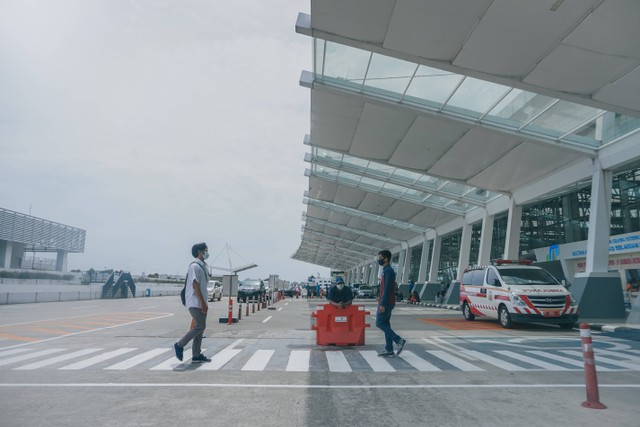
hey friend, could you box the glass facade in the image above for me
[490,214,509,260]
[408,244,422,282]
[469,222,482,266]
[438,231,462,284]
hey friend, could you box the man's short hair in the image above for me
[191,242,208,258]
[378,249,392,261]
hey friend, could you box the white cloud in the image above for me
[0,0,330,280]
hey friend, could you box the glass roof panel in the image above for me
[404,65,463,108]
[314,40,640,148]
[523,101,602,139]
[364,53,416,95]
[444,77,511,118]
[322,42,370,85]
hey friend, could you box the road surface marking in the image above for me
[59,348,136,370]
[15,349,103,370]
[494,350,570,370]
[262,316,272,323]
[241,349,275,371]
[326,351,351,372]
[286,350,310,372]
[398,351,440,371]
[462,350,527,371]
[561,350,640,370]
[426,350,483,371]
[105,348,170,370]
[527,351,613,371]
[0,348,65,366]
[359,351,395,372]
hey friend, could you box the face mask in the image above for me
[203,251,209,260]
[377,259,385,266]
[337,284,344,290]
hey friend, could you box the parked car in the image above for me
[357,285,373,298]
[460,259,579,329]
[207,280,223,302]
[237,278,265,303]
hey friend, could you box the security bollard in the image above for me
[252,300,256,313]
[580,323,606,409]
[238,303,242,321]
[257,296,261,311]
[246,302,250,317]
[227,297,233,325]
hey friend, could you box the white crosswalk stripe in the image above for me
[462,350,527,371]
[360,350,395,372]
[426,350,484,371]
[494,350,570,371]
[15,348,103,370]
[527,350,614,371]
[398,351,440,371]
[59,348,136,370]
[241,349,275,371]
[105,348,171,370]
[326,351,351,372]
[286,350,310,372]
[0,348,65,366]
[561,350,640,370]
[3,344,640,373]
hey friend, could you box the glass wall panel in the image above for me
[409,244,422,283]
[469,222,482,266]
[490,214,508,260]
[438,231,462,284]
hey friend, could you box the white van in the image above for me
[459,260,579,329]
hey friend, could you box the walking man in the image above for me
[174,242,212,363]
[376,249,406,357]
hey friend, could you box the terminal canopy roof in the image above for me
[292,0,640,270]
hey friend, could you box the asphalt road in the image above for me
[1,296,639,426]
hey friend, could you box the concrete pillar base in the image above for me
[444,281,460,305]
[571,273,626,321]
[422,282,442,302]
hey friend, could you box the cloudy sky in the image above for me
[0,0,329,281]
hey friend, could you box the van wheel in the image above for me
[462,302,475,321]
[218,295,221,301]
[559,323,575,329]
[499,305,513,329]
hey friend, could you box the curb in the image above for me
[404,301,461,311]
[587,324,634,332]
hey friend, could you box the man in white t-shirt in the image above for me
[174,242,211,363]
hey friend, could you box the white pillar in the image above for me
[396,249,406,284]
[417,237,431,283]
[585,158,613,273]
[478,212,494,265]
[428,235,442,282]
[55,250,68,272]
[3,242,12,269]
[503,197,522,260]
[457,223,473,279]
[401,245,412,284]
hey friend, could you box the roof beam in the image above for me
[303,215,402,245]
[301,228,380,252]
[305,197,428,234]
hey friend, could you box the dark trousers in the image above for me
[375,306,401,352]
[178,307,207,357]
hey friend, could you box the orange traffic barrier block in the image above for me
[311,304,370,346]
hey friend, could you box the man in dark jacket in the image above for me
[376,250,406,357]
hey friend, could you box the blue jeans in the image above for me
[376,306,401,352]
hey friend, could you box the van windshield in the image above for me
[498,268,560,286]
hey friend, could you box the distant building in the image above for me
[0,207,86,272]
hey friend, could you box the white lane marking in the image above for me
[426,350,483,371]
[262,316,273,323]
[2,383,640,389]
[277,308,283,311]
[0,348,65,366]
[527,351,613,371]
[59,348,137,370]
[494,350,570,371]
[105,348,170,370]
[359,350,395,372]
[561,350,640,370]
[151,349,207,371]
[423,338,477,361]
[0,348,31,358]
[241,349,275,371]
[285,303,289,306]
[15,349,103,370]
[0,313,174,350]
[398,351,440,371]
[326,351,351,372]
[286,350,310,372]
[462,350,527,371]
[596,349,640,363]
[627,349,640,355]
[200,339,245,371]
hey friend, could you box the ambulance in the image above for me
[459,260,579,329]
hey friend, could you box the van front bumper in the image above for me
[510,312,579,324]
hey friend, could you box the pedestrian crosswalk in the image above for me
[1,343,640,373]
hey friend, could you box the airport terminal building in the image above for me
[0,207,86,272]
[291,1,640,320]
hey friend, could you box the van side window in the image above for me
[487,269,500,287]
[471,270,484,286]
[461,271,473,286]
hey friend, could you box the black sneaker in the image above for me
[173,343,183,361]
[191,354,212,363]
[395,339,406,356]
[378,350,395,358]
